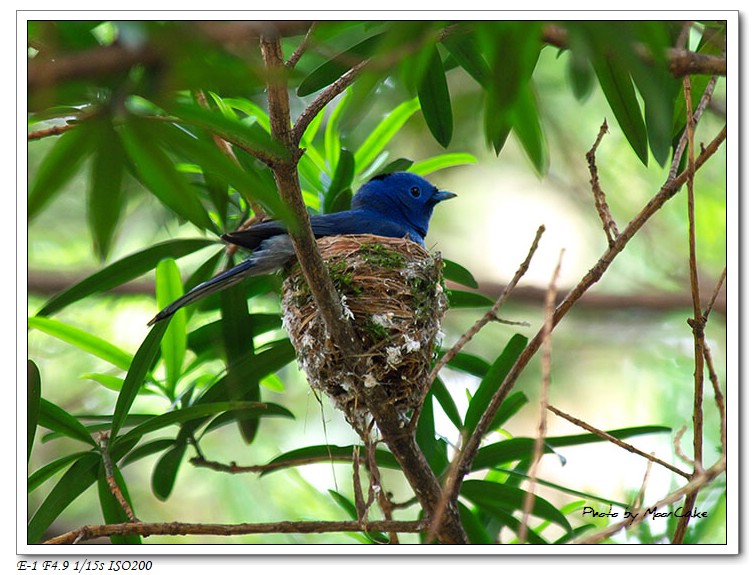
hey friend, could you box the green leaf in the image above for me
[374,158,414,176]
[458,502,495,544]
[488,391,529,432]
[464,334,528,433]
[461,479,572,533]
[354,98,421,174]
[97,465,141,544]
[261,445,399,476]
[114,402,293,448]
[408,153,477,176]
[28,360,41,461]
[442,32,491,87]
[511,84,548,175]
[592,54,649,165]
[416,393,448,475]
[27,452,100,544]
[472,425,671,470]
[28,452,89,493]
[297,33,385,96]
[444,351,490,378]
[120,438,177,467]
[37,399,97,446]
[220,279,259,443]
[430,378,463,430]
[81,373,125,393]
[446,289,495,308]
[324,148,355,214]
[29,123,94,221]
[28,317,133,371]
[88,117,125,260]
[119,119,215,231]
[442,259,478,289]
[152,443,186,501]
[35,238,217,317]
[155,259,187,395]
[111,321,170,439]
[324,91,351,169]
[417,44,453,148]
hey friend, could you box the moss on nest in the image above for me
[281,234,447,423]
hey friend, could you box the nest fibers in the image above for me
[281,234,447,423]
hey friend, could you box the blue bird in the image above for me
[148,171,455,325]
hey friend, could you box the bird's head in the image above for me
[351,172,456,240]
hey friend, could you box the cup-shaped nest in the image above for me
[281,234,447,422]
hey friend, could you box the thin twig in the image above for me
[703,266,727,322]
[673,426,697,470]
[425,225,546,394]
[44,518,430,544]
[631,456,655,514]
[586,120,619,246]
[352,445,367,524]
[703,343,727,454]
[672,73,707,545]
[519,249,563,542]
[27,123,78,140]
[286,23,316,68]
[547,405,692,480]
[96,432,138,522]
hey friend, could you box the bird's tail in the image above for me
[148,235,294,325]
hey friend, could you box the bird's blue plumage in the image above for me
[148,172,455,324]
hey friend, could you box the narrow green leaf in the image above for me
[442,33,491,87]
[488,391,528,432]
[120,438,176,467]
[297,33,385,97]
[446,289,495,308]
[442,259,478,289]
[119,118,215,230]
[111,321,170,439]
[261,444,399,476]
[29,124,94,221]
[324,148,355,214]
[417,44,453,148]
[458,502,495,544]
[38,399,97,446]
[461,479,572,533]
[35,238,217,318]
[430,377,463,430]
[511,84,548,175]
[354,98,421,174]
[27,453,100,544]
[374,158,414,176]
[28,360,41,461]
[97,465,141,544]
[592,55,649,165]
[114,402,293,448]
[81,373,125,393]
[324,91,351,170]
[29,317,133,372]
[155,259,187,395]
[408,153,477,176]
[464,334,528,433]
[28,452,88,493]
[472,425,671,470]
[221,97,271,133]
[416,392,448,475]
[567,47,596,102]
[220,280,259,443]
[444,351,490,378]
[88,118,125,260]
[152,443,186,501]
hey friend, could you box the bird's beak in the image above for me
[432,190,457,203]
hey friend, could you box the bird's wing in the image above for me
[222,219,288,251]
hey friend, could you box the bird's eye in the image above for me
[410,186,421,198]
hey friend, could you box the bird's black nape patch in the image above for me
[369,172,392,182]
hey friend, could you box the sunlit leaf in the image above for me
[28,317,133,372]
[409,153,477,176]
[354,98,421,174]
[155,259,187,395]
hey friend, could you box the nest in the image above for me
[281,234,447,423]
